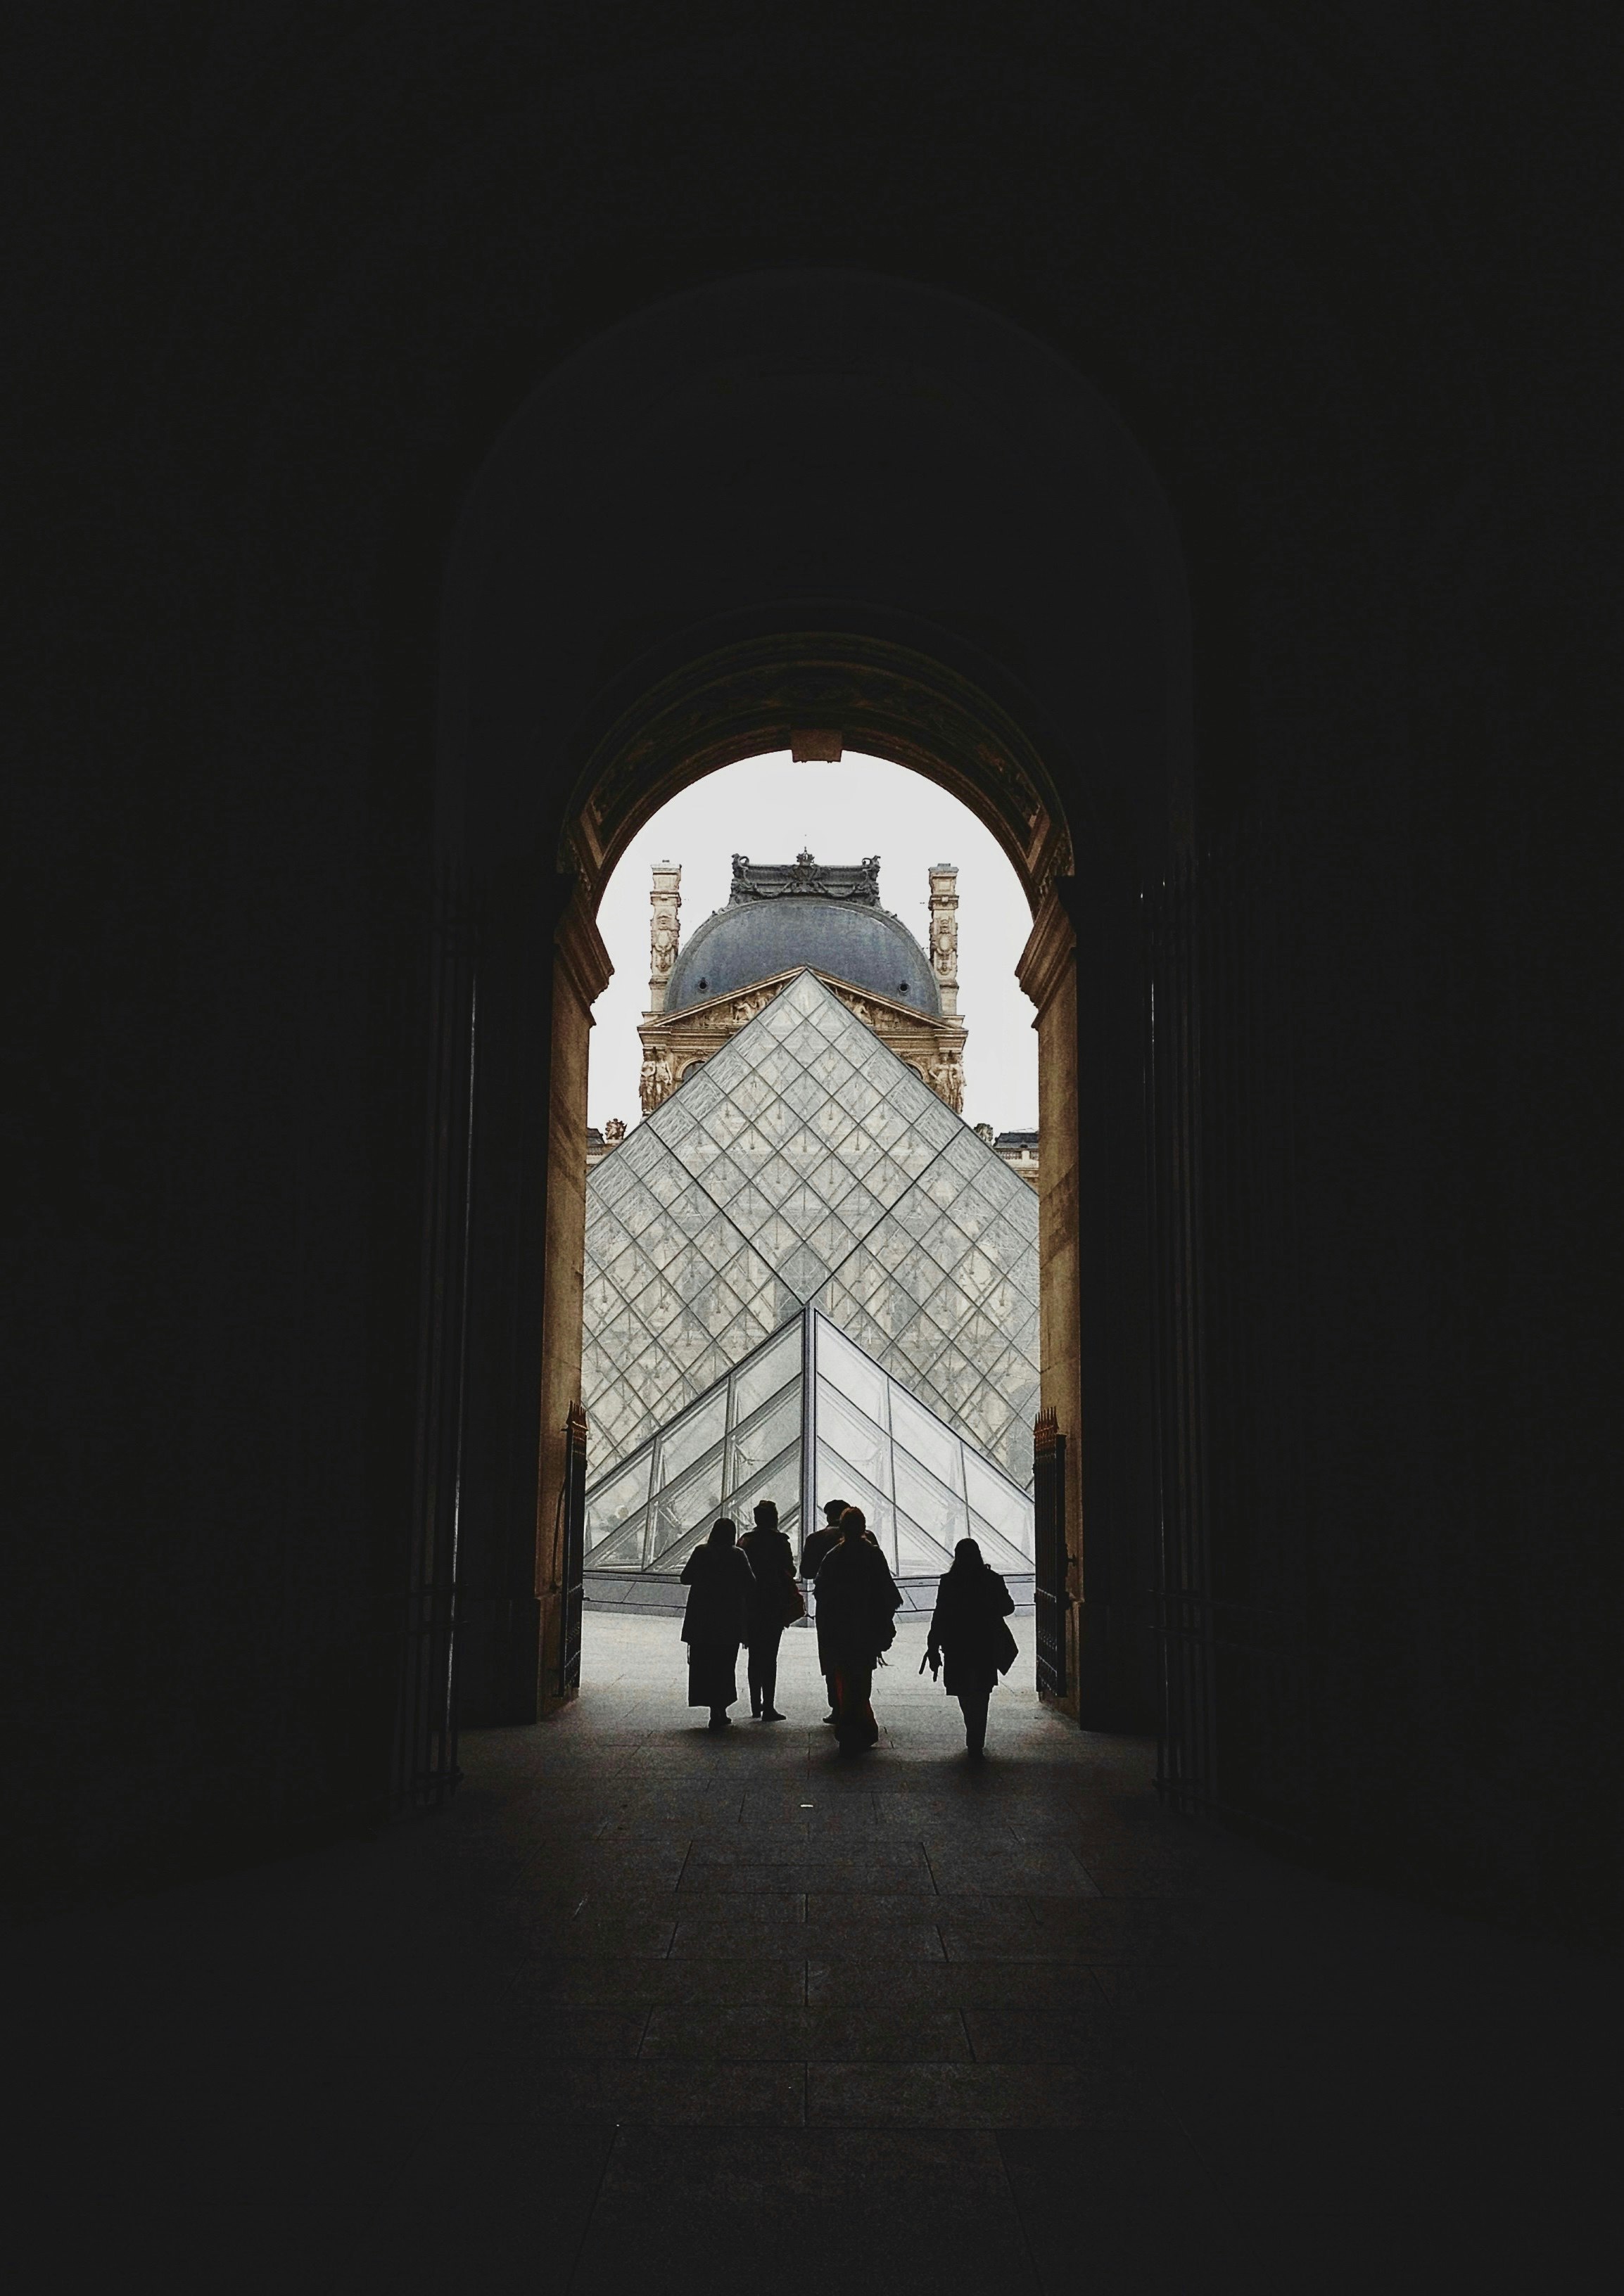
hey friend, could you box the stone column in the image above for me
[647,860,681,1014]
[535,883,614,1714]
[927,863,959,1017]
[1017,881,1083,1719]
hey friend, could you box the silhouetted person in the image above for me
[801,1497,850,1724]
[739,1498,801,1720]
[813,1507,903,1752]
[680,1518,753,1730]
[799,1495,849,1583]
[925,1537,1017,1759]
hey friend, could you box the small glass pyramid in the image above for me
[583,1306,1034,1580]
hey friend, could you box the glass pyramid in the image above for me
[583,1307,1034,1580]
[583,967,1041,1491]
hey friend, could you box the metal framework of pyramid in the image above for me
[581,968,1041,1571]
[584,1306,1035,1583]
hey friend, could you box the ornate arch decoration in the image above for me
[557,624,1075,924]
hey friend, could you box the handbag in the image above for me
[781,1576,806,1626]
[994,1617,1020,1676]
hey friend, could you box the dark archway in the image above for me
[420,274,1196,1797]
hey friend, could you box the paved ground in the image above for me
[13,1612,1618,2293]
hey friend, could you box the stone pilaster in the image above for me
[927,863,960,1018]
[647,860,681,1015]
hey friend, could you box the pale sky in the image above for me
[588,752,1039,1135]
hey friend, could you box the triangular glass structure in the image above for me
[583,1306,1034,1581]
[583,968,1041,1490]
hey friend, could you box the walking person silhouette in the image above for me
[679,1519,753,1730]
[800,1496,851,1725]
[924,1537,1018,1759]
[739,1498,801,1719]
[813,1507,903,1752]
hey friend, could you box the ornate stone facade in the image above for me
[634,854,968,1114]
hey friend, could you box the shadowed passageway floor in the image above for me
[13,1613,1618,2293]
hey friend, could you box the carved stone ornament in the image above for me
[728,851,883,906]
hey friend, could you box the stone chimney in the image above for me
[927,864,959,1019]
[647,860,681,1014]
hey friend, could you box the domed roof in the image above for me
[667,895,939,1016]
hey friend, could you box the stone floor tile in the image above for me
[926,1847,1100,1895]
[669,1915,811,1958]
[806,2061,1160,2128]
[498,1910,678,1956]
[505,1953,811,2006]
[571,2126,1032,2296]
[961,2006,1133,2063]
[459,2056,806,2127]
[640,2005,972,2062]
[807,1960,1112,2011]
[803,1911,950,1960]
[686,1837,929,1870]
[996,2129,1260,2296]
[683,1858,937,1895]
[668,1875,808,1908]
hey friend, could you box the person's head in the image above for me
[822,1498,848,1526]
[950,1536,985,1573]
[706,1517,737,1549]
[838,1505,867,1542]
[753,1499,778,1532]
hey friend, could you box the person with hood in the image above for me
[738,1498,801,1720]
[679,1518,754,1730]
[924,1536,1018,1759]
[813,1507,903,1752]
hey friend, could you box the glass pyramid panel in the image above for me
[808,1310,1033,1578]
[583,1304,1034,1586]
[583,968,1039,1494]
[582,1319,805,1574]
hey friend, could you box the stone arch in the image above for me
[431,272,1193,1744]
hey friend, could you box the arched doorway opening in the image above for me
[580,751,1043,1604]
[410,272,1198,1815]
[565,733,1072,1694]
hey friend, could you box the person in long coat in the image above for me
[799,1497,851,1726]
[925,1536,1017,1759]
[680,1518,754,1730]
[813,1507,903,1752]
[738,1498,801,1721]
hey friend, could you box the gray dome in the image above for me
[666,895,940,1016]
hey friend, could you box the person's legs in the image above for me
[747,1643,764,1716]
[756,1628,784,1719]
[958,1690,990,1757]
[708,1704,731,1730]
[835,1664,876,1751]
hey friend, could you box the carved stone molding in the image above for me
[564,632,1072,910]
[636,964,968,1114]
[1015,881,1078,1020]
[554,881,614,1013]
